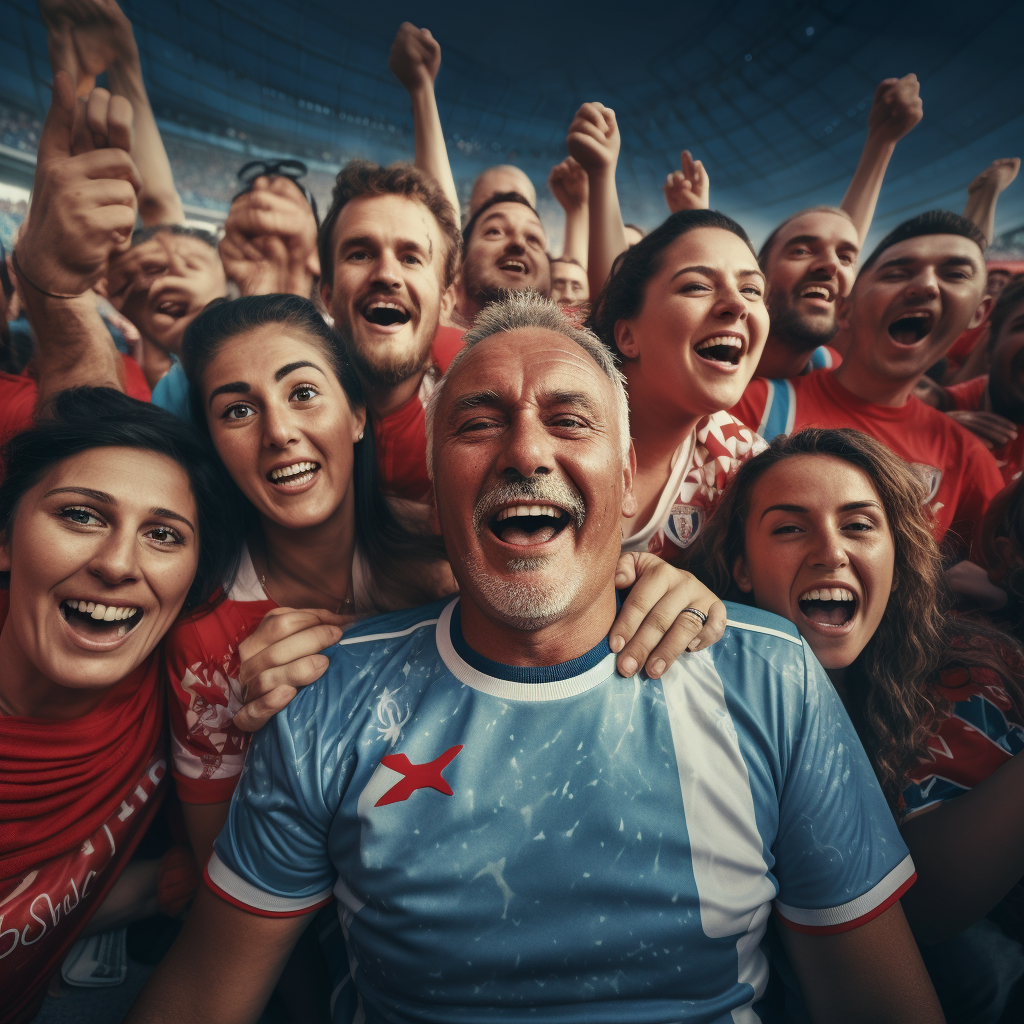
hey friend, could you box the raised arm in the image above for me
[548,156,589,266]
[780,903,944,1024]
[663,150,709,213]
[40,0,185,226]
[567,102,628,300]
[389,22,460,228]
[962,158,1020,246]
[840,74,923,244]
[13,71,140,407]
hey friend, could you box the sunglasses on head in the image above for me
[0,239,14,301]
[232,159,320,227]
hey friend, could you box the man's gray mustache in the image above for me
[473,477,586,535]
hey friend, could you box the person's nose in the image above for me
[810,249,840,279]
[809,525,849,571]
[713,282,747,321]
[905,268,940,302]
[261,401,300,450]
[372,249,404,288]
[496,411,553,480]
[87,528,141,587]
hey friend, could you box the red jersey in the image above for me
[165,545,371,804]
[901,663,1024,820]
[0,593,166,1024]
[621,411,767,564]
[732,370,1003,557]
[946,375,1024,487]
[373,325,464,503]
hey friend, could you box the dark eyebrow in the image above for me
[208,381,250,405]
[44,486,114,503]
[340,234,432,261]
[151,507,196,533]
[43,488,196,533]
[275,360,326,382]
[940,256,980,271]
[760,500,881,520]
[784,233,859,253]
[671,264,766,284]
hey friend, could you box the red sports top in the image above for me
[165,545,372,804]
[946,375,1024,487]
[0,592,166,1024]
[732,369,1003,557]
[372,325,464,503]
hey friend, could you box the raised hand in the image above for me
[39,0,137,95]
[967,158,1021,198]
[867,73,923,144]
[15,70,140,298]
[388,21,441,92]
[548,157,589,211]
[663,150,709,213]
[219,176,320,297]
[566,102,620,177]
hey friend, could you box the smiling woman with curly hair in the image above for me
[692,426,1024,1023]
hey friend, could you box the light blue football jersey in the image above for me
[210,598,913,1024]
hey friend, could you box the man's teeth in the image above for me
[270,461,318,481]
[496,505,563,521]
[695,336,743,352]
[366,301,407,313]
[799,588,855,602]
[801,287,831,300]
[500,261,526,272]
[64,599,139,621]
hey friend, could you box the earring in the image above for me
[357,431,364,441]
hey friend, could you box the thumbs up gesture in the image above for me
[15,70,141,298]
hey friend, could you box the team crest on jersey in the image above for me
[908,463,943,504]
[666,503,703,548]
[375,685,412,746]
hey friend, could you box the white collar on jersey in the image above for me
[435,598,620,703]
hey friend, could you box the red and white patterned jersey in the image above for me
[165,545,371,804]
[621,411,767,564]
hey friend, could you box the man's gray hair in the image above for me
[424,291,631,478]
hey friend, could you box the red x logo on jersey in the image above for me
[374,745,464,806]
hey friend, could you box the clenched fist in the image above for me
[566,102,620,176]
[388,22,441,93]
[867,73,923,144]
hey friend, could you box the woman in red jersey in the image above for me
[0,388,237,1024]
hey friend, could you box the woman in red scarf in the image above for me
[0,388,238,1024]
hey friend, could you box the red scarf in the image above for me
[0,591,164,881]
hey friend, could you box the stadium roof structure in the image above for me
[1,0,1022,247]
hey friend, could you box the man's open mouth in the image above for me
[268,461,320,488]
[888,310,934,346]
[61,599,143,641]
[488,504,571,546]
[361,299,411,327]
[798,587,857,628]
[694,335,743,366]
[798,284,833,303]
[155,298,189,320]
[498,259,528,275]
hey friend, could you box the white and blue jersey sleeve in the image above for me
[210,598,912,1024]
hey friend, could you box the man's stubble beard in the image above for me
[767,289,839,352]
[334,310,438,388]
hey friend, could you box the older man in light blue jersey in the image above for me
[129,294,942,1024]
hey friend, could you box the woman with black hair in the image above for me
[167,293,730,863]
[0,388,239,1024]
[586,209,770,564]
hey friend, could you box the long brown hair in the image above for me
[692,427,1024,807]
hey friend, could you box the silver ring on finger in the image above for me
[680,607,708,628]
